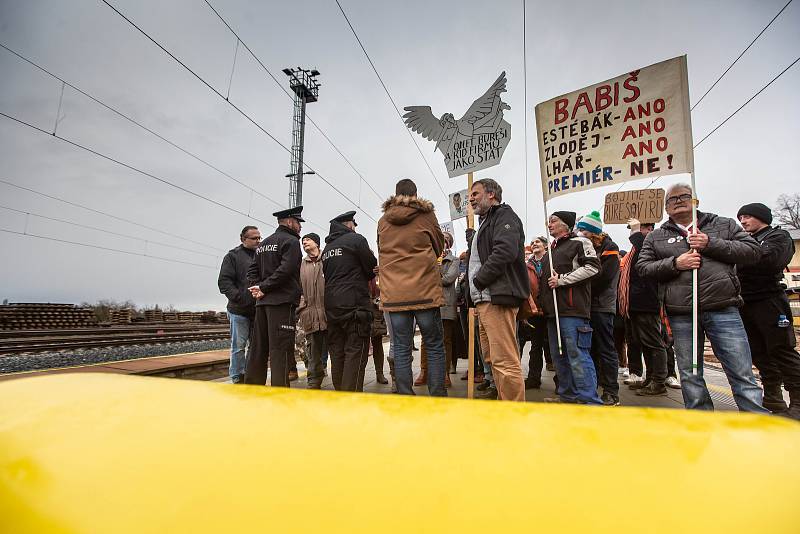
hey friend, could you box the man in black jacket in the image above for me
[244,206,303,387]
[468,178,530,401]
[218,225,260,383]
[322,210,377,392]
[737,203,800,419]
[637,183,767,413]
[623,219,670,397]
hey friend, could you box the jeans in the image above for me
[669,307,768,413]
[548,317,602,404]
[388,308,447,397]
[590,311,619,396]
[228,312,252,382]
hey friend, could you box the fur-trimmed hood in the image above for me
[381,195,435,226]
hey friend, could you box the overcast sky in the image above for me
[1,0,798,311]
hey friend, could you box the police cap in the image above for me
[331,210,357,227]
[272,205,305,222]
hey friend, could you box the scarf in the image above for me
[617,246,635,318]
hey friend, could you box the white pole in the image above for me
[689,170,699,374]
[543,205,563,355]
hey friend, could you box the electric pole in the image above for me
[282,67,320,207]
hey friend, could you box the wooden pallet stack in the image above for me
[0,303,98,330]
[143,309,164,322]
[110,308,133,325]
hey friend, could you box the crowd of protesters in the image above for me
[218,178,800,420]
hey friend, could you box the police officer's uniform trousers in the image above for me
[327,310,372,391]
[245,304,295,387]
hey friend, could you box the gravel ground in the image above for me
[0,339,230,375]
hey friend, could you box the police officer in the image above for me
[244,206,303,387]
[737,203,800,420]
[322,210,377,391]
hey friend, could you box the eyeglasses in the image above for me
[245,236,261,241]
[665,193,692,206]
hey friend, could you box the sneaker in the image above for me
[477,379,491,391]
[543,397,562,403]
[620,367,630,379]
[601,391,620,406]
[476,386,498,400]
[288,371,299,382]
[629,379,650,390]
[624,373,643,386]
[665,376,681,389]
[635,382,668,396]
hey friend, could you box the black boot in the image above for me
[763,384,788,413]
[783,390,800,421]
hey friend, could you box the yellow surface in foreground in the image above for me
[1,374,799,533]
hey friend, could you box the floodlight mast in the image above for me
[284,67,320,207]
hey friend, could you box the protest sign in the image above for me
[603,188,665,224]
[449,190,469,220]
[535,56,693,201]
[439,221,454,236]
[403,72,511,178]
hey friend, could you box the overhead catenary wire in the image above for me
[100,0,378,224]
[0,228,217,270]
[691,0,795,111]
[0,204,219,258]
[0,111,275,226]
[0,178,225,252]
[202,0,386,203]
[0,42,288,212]
[333,0,448,200]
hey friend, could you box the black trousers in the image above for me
[740,295,800,393]
[629,312,668,386]
[244,304,295,387]
[625,317,644,377]
[327,316,370,392]
[519,315,551,383]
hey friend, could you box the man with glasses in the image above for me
[637,184,768,413]
[218,225,260,383]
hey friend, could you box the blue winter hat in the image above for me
[576,210,603,234]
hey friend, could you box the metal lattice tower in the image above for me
[282,67,320,207]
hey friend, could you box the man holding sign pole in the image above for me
[636,184,768,413]
[539,211,602,404]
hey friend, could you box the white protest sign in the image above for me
[535,56,693,201]
[449,190,469,220]
[404,72,511,178]
[439,221,454,236]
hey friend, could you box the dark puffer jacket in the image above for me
[627,232,659,314]
[737,225,795,303]
[539,233,600,319]
[468,203,531,308]
[589,234,620,314]
[217,244,256,317]
[636,211,760,315]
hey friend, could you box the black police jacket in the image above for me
[321,221,377,323]
[218,244,256,317]
[247,225,302,306]
[737,225,795,303]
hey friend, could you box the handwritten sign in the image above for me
[535,56,693,201]
[449,190,469,220]
[404,72,511,178]
[603,188,665,224]
[439,221,454,236]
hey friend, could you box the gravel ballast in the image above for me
[0,339,230,375]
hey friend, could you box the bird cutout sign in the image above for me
[403,72,511,178]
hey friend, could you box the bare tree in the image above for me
[775,194,800,229]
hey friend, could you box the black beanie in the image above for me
[302,232,321,246]
[551,211,577,230]
[737,203,772,225]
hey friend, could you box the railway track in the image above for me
[0,325,230,355]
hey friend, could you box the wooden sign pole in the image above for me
[467,171,475,399]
